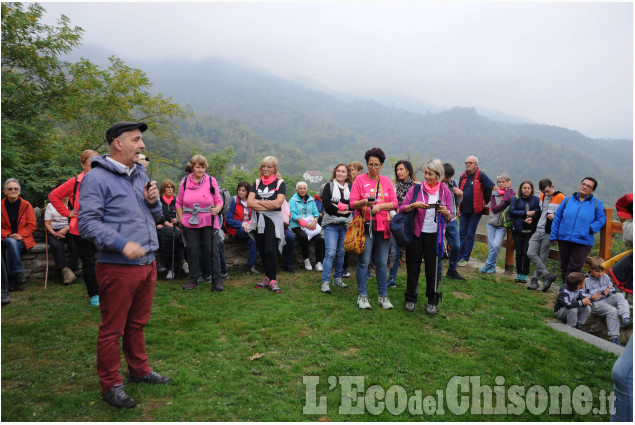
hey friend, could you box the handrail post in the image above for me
[504,228,515,275]
[599,207,613,260]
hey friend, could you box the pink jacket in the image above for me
[176,174,223,229]
[399,183,453,237]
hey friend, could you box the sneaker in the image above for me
[575,324,588,332]
[182,282,199,290]
[479,265,495,275]
[541,273,557,292]
[321,281,331,294]
[181,261,189,274]
[220,272,230,280]
[304,259,312,271]
[333,278,347,288]
[621,317,633,328]
[378,296,393,310]
[457,259,468,267]
[198,275,212,283]
[89,295,100,306]
[165,270,175,280]
[255,277,271,289]
[527,277,539,290]
[405,301,415,312]
[61,267,76,285]
[315,262,323,271]
[212,282,225,292]
[366,270,373,279]
[357,295,371,309]
[426,304,437,315]
[609,337,623,347]
[102,384,136,409]
[248,265,260,275]
[520,274,528,283]
[129,370,171,384]
[269,279,281,293]
[446,269,465,281]
[387,279,397,288]
[342,270,351,278]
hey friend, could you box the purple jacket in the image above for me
[399,183,453,237]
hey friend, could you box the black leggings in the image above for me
[405,232,440,305]
[292,227,324,262]
[256,216,279,280]
[512,232,532,275]
[70,234,99,297]
[183,226,212,284]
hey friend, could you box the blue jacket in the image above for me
[288,193,319,230]
[509,194,540,233]
[78,155,163,265]
[550,193,606,246]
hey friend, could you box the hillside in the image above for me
[127,56,632,206]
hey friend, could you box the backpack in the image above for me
[502,195,518,229]
[218,186,231,215]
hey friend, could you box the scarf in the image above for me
[497,188,505,195]
[261,174,276,186]
[330,181,350,203]
[394,178,414,205]
[186,173,207,189]
[424,181,440,195]
[162,195,174,206]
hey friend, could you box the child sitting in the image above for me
[554,272,592,330]
[584,256,632,347]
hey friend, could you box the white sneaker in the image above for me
[181,261,189,274]
[357,295,371,309]
[378,296,394,310]
[304,259,312,271]
[315,262,323,271]
[321,281,331,294]
[166,270,175,280]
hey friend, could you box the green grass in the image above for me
[1,264,618,421]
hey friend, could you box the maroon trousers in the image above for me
[96,263,156,393]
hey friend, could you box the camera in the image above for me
[367,196,375,203]
[430,202,441,209]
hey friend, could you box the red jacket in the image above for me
[49,172,85,236]
[1,197,37,250]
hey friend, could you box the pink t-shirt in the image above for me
[350,173,397,237]
[176,174,223,229]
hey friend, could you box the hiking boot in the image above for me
[129,370,171,384]
[165,270,175,280]
[61,267,76,285]
[198,275,212,283]
[182,282,199,290]
[269,279,281,293]
[621,317,633,328]
[527,277,539,290]
[446,269,465,281]
[321,281,331,294]
[181,261,189,274]
[609,337,623,347]
[378,296,393,310]
[304,259,312,271]
[247,265,260,275]
[212,281,225,292]
[16,270,30,285]
[541,273,557,292]
[357,295,371,310]
[255,277,270,289]
[457,259,468,267]
[333,278,347,288]
[405,301,415,312]
[342,270,351,278]
[103,384,136,409]
[89,295,100,306]
[426,304,437,315]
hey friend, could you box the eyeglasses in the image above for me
[5,187,19,191]
[166,185,175,189]
[465,161,475,165]
[579,182,594,190]
[367,163,382,168]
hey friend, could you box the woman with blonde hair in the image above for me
[176,155,224,291]
[247,156,287,293]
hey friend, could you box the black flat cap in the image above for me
[106,121,148,144]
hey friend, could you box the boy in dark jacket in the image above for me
[554,272,591,329]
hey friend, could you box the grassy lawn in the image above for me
[1,262,618,421]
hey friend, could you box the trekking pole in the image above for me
[434,211,445,306]
[44,231,49,290]
[171,226,176,277]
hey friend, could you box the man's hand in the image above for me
[122,241,147,260]
[144,180,159,204]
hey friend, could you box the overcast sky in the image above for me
[41,1,633,139]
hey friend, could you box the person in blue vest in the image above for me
[550,177,606,284]
[224,181,259,275]
[457,156,495,266]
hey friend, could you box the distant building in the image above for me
[303,171,323,184]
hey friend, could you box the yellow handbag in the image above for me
[344,206,367,254]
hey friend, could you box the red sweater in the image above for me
[49,172,85,236]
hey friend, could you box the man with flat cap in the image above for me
[78,121,171,408]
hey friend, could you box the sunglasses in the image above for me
[5,187,19,191]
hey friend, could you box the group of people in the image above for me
[1,120,631,411]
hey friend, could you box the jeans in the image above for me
[388,236,400,284]
[218,240,228,275]
[458,212,482,261]
[322,223,347,282]
[233,227,258,267]
[356,230,390,297]
[1,237,26,277]
[611,336,633,422]
[283,229,295,269]
[444,219,461,273]
[484,224,507,269]
[527,228,552,278]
